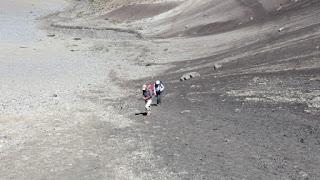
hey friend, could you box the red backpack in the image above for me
[148,83,156,96]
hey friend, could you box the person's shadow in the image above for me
[135,112,148,116]
[135,104,158,116]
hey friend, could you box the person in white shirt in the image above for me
[154,80,165,105]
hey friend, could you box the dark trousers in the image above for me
[156,91,162,104]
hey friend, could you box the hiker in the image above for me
[154,80,165,105]
[142,84,153,115]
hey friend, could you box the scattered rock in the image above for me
[249,16,254,21]
[299,138,304,143]
[316,46,319,49]
[163,48,168,51]
[47,34,55,37]
[304,109,311,113]
[278,27,285,32]
[73,38,81,41]
[308,97,320,109]
[310,77,320,81]
[234,108,241,113]
[252,77,268,85]
[213,63,222,70]
[190,85,201,89]
[180,72,200,81]
[298,170,309,179]
[52,94,58,97]
[252,77,260,83]
[276,6,282,11]
[180,110,191,114]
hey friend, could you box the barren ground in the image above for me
[0,0,320,179]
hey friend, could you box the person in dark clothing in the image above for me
[154,80,165,105]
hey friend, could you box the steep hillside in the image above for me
[41,0,320,179]
[84,0,318,37]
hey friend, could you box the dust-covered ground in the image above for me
[1,0,320,179]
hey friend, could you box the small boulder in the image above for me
[278,27,285,32]
[276,6,282,11]
[213,63,222,70]
[298,170,308,179]
[73,37,81,41]
[180,110,191,114]
[47,34,55,37]
[252,76,261,83]
[299,138,304,143]
[180,72,200,81]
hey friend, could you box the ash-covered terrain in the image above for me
[0,0,319,179]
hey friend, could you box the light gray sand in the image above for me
[0,1,167,179]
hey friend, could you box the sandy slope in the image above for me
[1,0,320,179]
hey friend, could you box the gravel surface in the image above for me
[1,0,320,179]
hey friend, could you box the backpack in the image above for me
[149,83,156,96]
